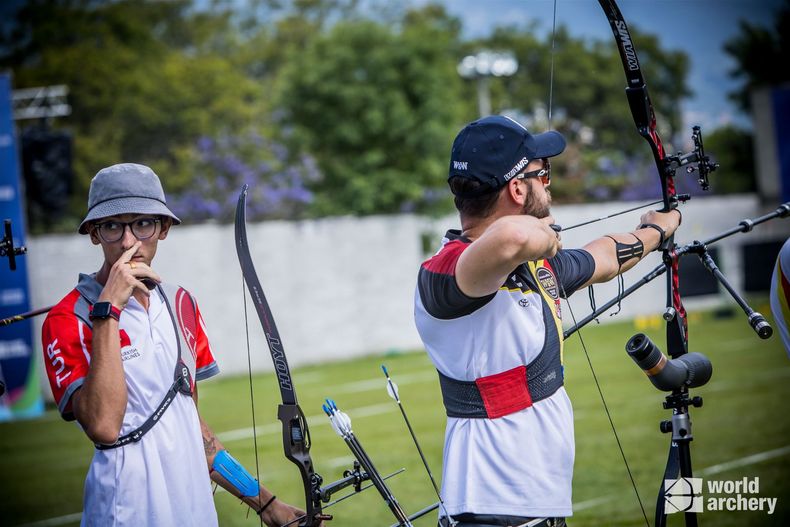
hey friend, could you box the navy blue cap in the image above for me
[448,115,566,197]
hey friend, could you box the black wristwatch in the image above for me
[89,302,122,321]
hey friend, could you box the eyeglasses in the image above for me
[516,159,551,185]
[93,217,161,243]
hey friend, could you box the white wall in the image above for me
[25,195,789,389]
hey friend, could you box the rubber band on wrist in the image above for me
[256,495,276,516]
[638,223,666,249]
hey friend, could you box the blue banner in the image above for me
[0,73,43,420]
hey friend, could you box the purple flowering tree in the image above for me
[169,132,321,223]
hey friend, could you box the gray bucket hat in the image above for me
[78,163,181,234]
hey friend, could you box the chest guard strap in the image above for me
[86,284,197,450]
[438,301,564,419]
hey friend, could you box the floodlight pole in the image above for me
[476,77,491,118]
[457,51,518,118]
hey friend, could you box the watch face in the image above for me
[91,302,113,319]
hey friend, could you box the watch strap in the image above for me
[89,302,122,321]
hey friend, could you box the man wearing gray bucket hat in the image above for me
[414,116,682,526]
[77,163,182,234]
[42,164,313,526]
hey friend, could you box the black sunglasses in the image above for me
[516,159,551,185]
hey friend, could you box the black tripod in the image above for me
[654,388,705,526]
[565,203,789,526]
[649,235,774,527]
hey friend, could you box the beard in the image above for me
[522,186,551,218]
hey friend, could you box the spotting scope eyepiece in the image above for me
[626,333,712,391]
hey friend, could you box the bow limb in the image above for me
[597,0,688,358]
[234,185,323,527]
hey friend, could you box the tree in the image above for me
[0,0,699,226]
[724,0,790,113]
[168,131,320,223]
[275,5,465,215]
[0,0,271,230]
[704,125,756,194]
[470,22,691,203]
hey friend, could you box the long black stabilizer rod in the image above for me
[388,502,441,527]
[564,262,666,339]
[694,202,790,245]
[564,202,790,338]
[688,243,772,339]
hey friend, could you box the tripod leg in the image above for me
[678,438,698,527]
[655,440,680,527]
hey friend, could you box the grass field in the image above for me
[1,306,789,527]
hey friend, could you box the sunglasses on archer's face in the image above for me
[516,159,551,185]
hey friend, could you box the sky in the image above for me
[413,0,785,132]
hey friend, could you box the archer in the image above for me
[414,115,680,527]
[40,163,316,526]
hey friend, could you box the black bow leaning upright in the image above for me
[235,185,417,526]
[235,185,329,526]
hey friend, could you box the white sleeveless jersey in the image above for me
[415,230,594,518]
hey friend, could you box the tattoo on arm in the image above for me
[201,421,218,457]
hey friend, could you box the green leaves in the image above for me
[276,15,463,215]
[1,0,704,228]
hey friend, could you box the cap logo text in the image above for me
[453,161,468,171]
[504,157,530,181]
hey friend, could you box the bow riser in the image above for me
[279,404,322,525]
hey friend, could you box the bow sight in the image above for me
[664,126,718,192]
[0,219,27,271]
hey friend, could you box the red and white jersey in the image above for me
[415,230,594,519]
[42,273,220,526]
